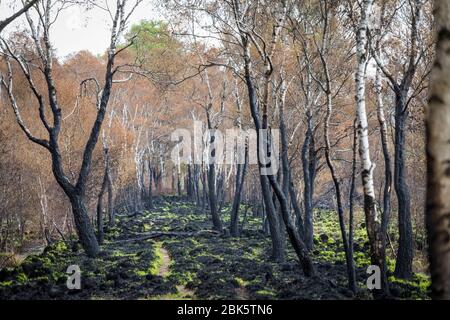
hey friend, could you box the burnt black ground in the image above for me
[0,196,430,300]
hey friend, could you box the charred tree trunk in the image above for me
[393,91,413,279]
[194,164,201,207]
[140,159,146,205]
[96,148,110,244]
[201,167,208,213]
[242,42,314,269]
[187,164,193,199]
[267,173,314,276]
[207,151,223,231]
[231,147,249,236]
[70,194,99,257]
[177,165,182,196]
[97,180,106,244]
[290,176,304,239]
[302,112,316,250]
[107,167,114,227]
[148,163,154,209]
[244,79,284,261]
[274,80,314,274]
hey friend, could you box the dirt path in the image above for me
[158,247,171,277]
[158,245,195,300]
[235,286,250,300]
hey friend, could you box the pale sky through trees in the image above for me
[0,0,161,58]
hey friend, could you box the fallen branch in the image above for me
[115,230,221,243]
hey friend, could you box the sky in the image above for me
[0,0,163,58]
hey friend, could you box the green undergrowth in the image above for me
[313,209,430,299]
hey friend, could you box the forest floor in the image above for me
[0,196,430,300]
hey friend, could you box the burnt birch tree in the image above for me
[351,0,388,295]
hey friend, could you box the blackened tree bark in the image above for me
[289,174,304,240]
[426,0,450,300]
[201,167,208,213]
[207,161,223,231]
[193,164,201,207]
[69,194,98,255]
[241,46,284,262]
[266,172,314,276]
[107,164,114,227]
[140,159,146,203]
[177,163,182,196]
[187,163,193,199]
[96,149,110,244]
[148,160,154,209]
[393,90,413,279]
[276,68,315,276]
[230,149,248,237]
[301,101,317,250]
[239,33,312,274]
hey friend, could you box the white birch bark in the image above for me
[355,0,376,211]
[426,0,450,300]
[354,0,388,296]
